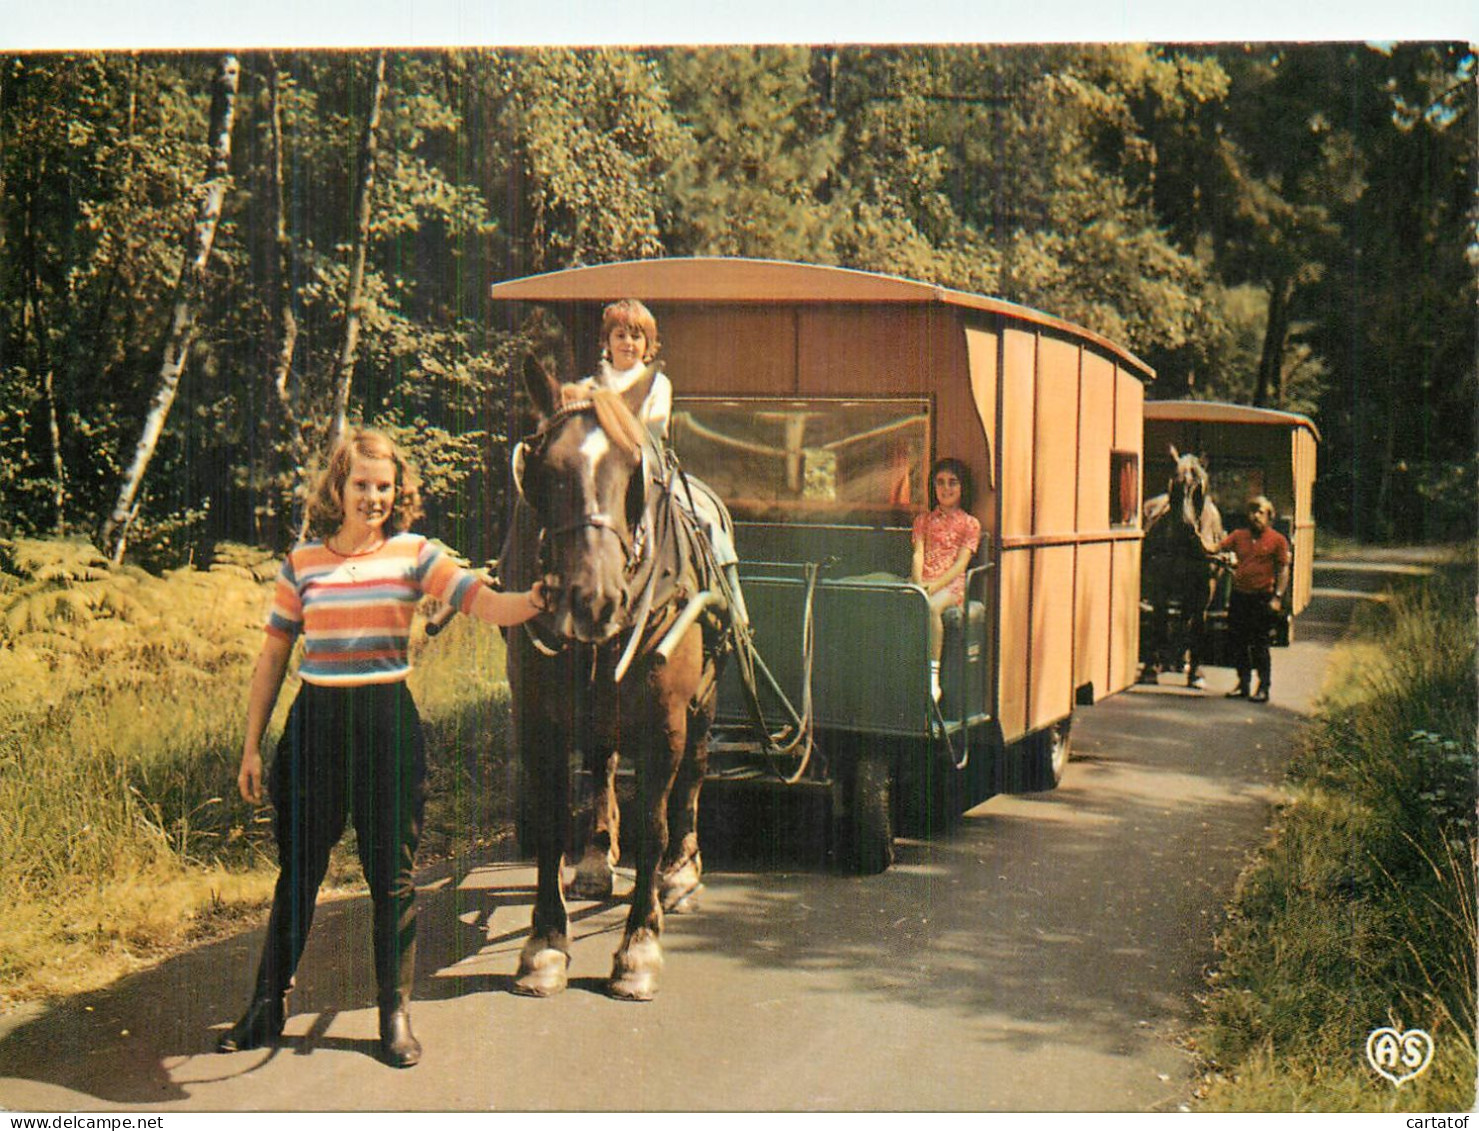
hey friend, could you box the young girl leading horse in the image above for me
[219,427,547,1068]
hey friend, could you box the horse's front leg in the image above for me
[513,690,573,998]
[1186,580,1215,688]
[1140,598,1167,682]
[569,743,620,900]
[608,736,680,1001]
[608,651,695,1001]
[660,656,715,914]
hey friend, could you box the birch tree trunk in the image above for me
[263,55,304,546]
[326,55,386,449]
[44,371,65,535]
[101,54,240,562]
[267,57,298,419]
[298,52,386,542]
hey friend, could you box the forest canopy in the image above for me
[0,43,1473,563]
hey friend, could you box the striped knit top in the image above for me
[265,532,486,686]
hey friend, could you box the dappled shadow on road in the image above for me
[656,689,1315,1066]
[0,853,633,1105]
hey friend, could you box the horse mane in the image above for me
[548,381,647,459]
[587,387,647,460]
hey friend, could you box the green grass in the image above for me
[1195,550,1477,1112]
[0,538,520,1003]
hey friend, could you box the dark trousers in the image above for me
[251,680,427,1007]
[1227,589,1275,691]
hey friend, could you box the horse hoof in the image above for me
[661,878,703,914]
[659,858,703,913]
[609,936,663,1001]
[568,848,616,900]
[607,970,659,1002]
[513,945,570,998]
[664,885,703,914]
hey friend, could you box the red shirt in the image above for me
[1218,527,1290,595]
[912,507,982,604]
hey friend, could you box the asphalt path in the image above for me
[0,554,1435,1113]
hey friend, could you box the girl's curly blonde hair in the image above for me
[305,427,424,538]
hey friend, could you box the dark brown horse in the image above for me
[500,358,731,1000]
[1139,446,1225,688]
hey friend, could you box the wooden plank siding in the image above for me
[993,327,1146,743]
[995,327,1037,740]
[1110,367,1146,696]
[1291,427,1318,614]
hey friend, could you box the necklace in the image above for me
[326,532,385,578]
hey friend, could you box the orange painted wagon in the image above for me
[490,258,1153,871]
[1143,400,1319,650]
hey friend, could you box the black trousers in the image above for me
[1227,589,1276,690]
[251,680,427,1006]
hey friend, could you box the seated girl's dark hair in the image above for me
[928,457,974,512]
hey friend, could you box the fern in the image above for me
[207,541,280,583]
[0,537,111,583]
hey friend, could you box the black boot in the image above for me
[217,986,289,1052]
[379,996,421,1068]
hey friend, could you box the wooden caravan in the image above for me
[491,258,1151,869]
[1144,400,1319,628]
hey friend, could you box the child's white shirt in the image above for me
[594,359,672,441]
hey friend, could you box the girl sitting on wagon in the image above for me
[911,457,981,700]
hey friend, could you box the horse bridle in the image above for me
[512,398,654,577]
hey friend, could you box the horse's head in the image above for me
[513,356,656,644]
[1166,445,1210,530]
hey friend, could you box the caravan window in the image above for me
[1110,450,1140,527]
[670,397,930,526]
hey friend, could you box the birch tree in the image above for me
[320,52,387,461]
[100,53,240,561]
[258,55,305,546]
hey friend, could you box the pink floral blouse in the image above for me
[912,507,982,605]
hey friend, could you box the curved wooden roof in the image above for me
[1144,399,1321,443]
[489,257,1155,379]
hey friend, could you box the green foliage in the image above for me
[481,48,685,273]
[661,47,843,261]
[0,45,1472,558]
[1198,556,1478,1111]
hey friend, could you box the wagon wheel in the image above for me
[845,747,895,875]
[1011,716,1072,793]
[894,739,968,838]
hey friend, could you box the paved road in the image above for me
[0,556,1431,1112]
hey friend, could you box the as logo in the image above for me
[1365,1027,1434,1087]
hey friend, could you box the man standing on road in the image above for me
[1218,495,1291,703]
